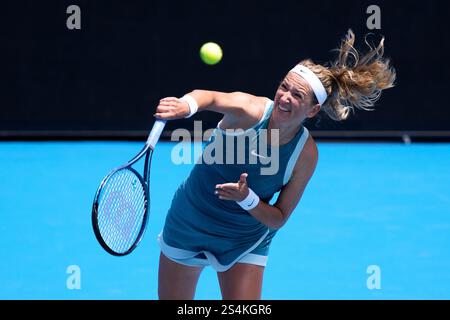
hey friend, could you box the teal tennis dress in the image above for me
[158,100,310,271]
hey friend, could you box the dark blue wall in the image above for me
[2,0,450,137]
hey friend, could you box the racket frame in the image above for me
[91,120,165,256]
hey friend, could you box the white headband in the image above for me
[290,65,327,106]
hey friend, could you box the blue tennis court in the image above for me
[1,141,449,299]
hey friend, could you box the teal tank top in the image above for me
[161,100,310,270]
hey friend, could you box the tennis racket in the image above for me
[91,119,166,256]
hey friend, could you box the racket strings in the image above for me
[99,173,145,251]
[100,173,145,248]
[97,168,147,253]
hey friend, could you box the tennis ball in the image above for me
[199,42,223,65]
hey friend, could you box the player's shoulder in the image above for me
[228,91,271,120]
[242,93,271,117]
[230,91,270,107]
[304,134,318,161]
[294,133,319,173]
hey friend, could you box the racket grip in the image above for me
[147,119,167,148]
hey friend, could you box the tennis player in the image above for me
[154,30,396,299]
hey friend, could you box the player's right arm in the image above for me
[154,90,269,128]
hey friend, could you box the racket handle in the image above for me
[147,119,167,149]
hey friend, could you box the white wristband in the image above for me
[236,188,260,211]
[180,94,199,118]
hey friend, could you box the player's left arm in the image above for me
[215,136,318,229]
[249,136,318,229]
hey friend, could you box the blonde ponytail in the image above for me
[299,29,396,121]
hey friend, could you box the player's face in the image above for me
[272,72,320,125]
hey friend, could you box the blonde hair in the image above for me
[299,29,396,121]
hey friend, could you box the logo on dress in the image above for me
[250,149,268,159]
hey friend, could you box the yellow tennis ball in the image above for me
[200,42,223,65]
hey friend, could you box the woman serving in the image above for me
[154,30,396,299]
